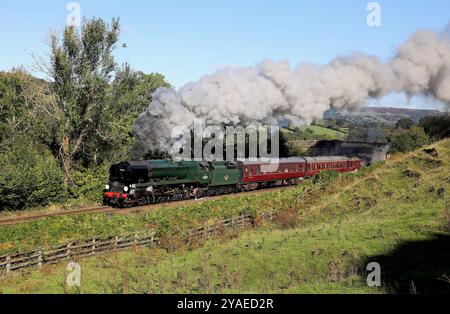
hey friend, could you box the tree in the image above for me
[107,64,171,160]
[396,118,415,130]
[0,135,65,210]
[419,115,450,140]
[0,70,55,148]
[389,126,430,154]
[40,17,121,185]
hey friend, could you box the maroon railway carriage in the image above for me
[240,156,362,185]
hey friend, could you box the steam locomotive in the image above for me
[103,157,363,208]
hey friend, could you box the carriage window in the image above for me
[256,166,260,174]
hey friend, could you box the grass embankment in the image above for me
[0,139,449,293]
[0,172,341,255]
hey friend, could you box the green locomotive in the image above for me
[103,160,241,207]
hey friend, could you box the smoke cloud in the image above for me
[132,26,450,158]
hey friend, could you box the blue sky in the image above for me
[1,0,449,109]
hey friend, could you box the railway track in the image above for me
[0,185,297,227]
[0,205,112,226]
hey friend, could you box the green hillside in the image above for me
[282,125,348,141]
[1,139,449,294]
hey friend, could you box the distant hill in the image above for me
[363,107,442,122]
[324,106,443,125]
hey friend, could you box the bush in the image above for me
[0,137,66,210]
[312,170,340,187]
[396,118,416,130]
[70,163,110,202]
[389,126,430,154]
[275,208,300,229]
[419,115,450,140]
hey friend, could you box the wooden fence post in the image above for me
[134,233,138,246]
[150,233,155,246]
[37,250,43,267]
[115,236,119,250]
[6,256,11,273]
[203,223,208,238]
[67,243,71,260]
[92,239,96,255]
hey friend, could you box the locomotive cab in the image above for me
[109,162,150,184]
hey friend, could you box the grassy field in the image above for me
[283,125,348,141]
[302,125,347,139]
[0,139,449,293]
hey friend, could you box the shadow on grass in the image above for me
[363,234,450,294]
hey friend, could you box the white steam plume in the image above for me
[132,26,450,158]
